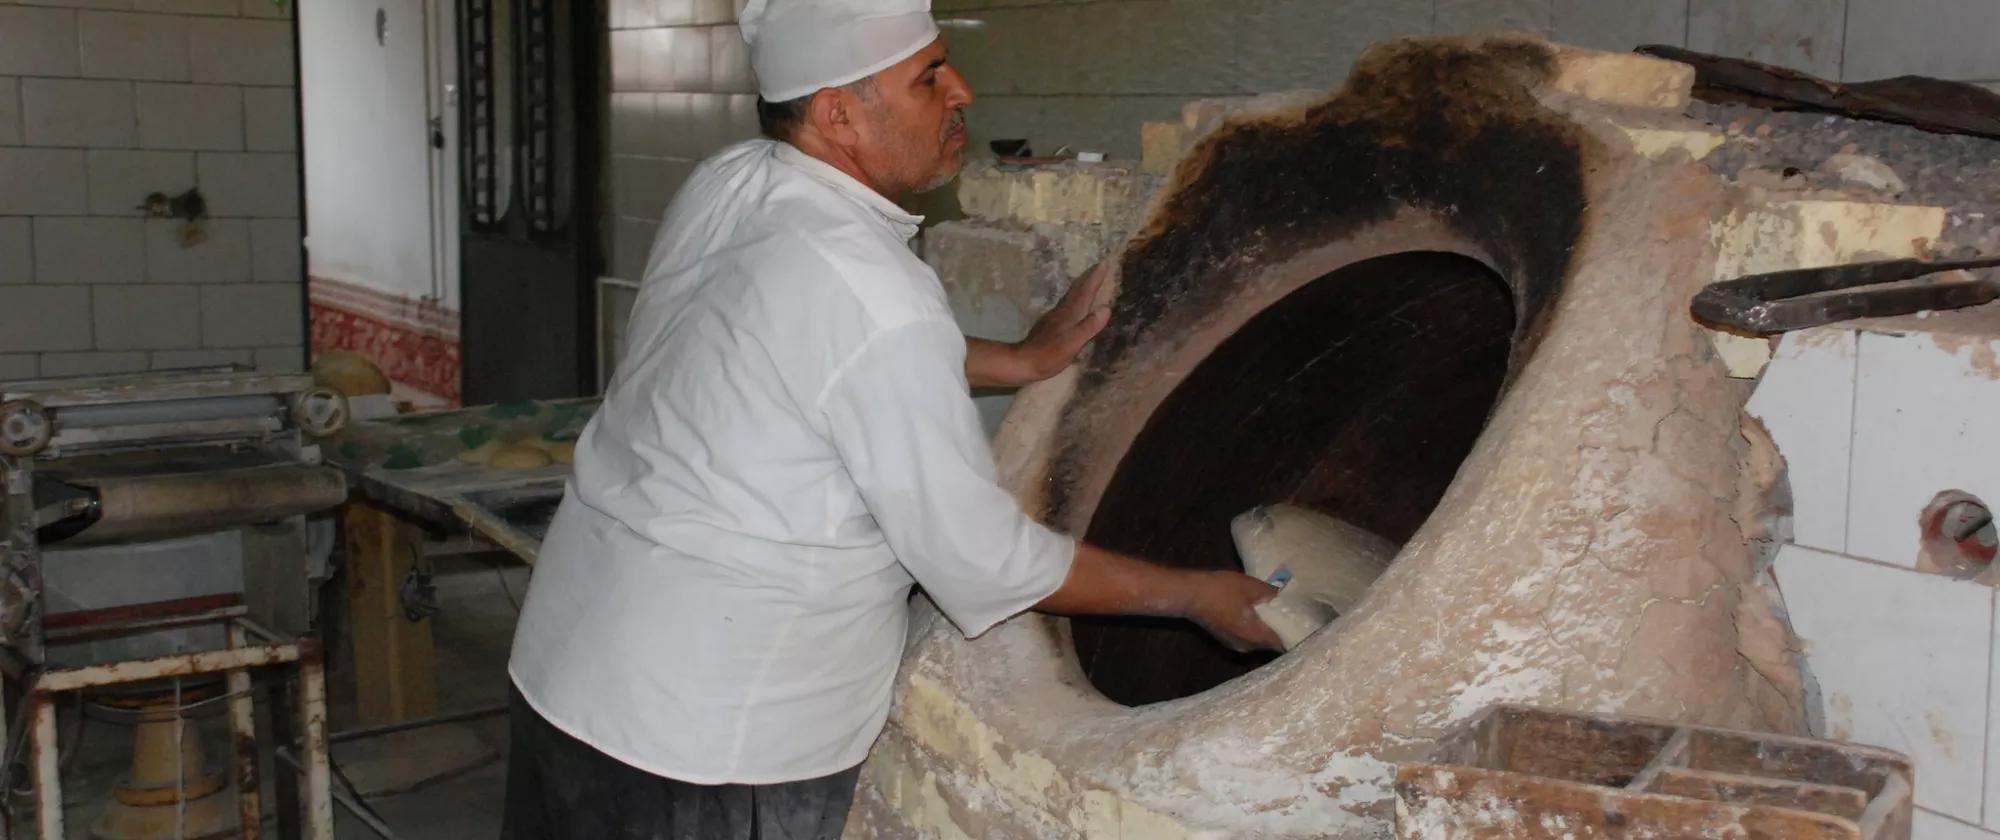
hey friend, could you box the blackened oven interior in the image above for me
[1074,251,1515,706]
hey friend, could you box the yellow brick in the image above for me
[1547,48,1695,110]
[1140,122,1187,176]
[1619,126,1726,161]
[1712,199,1948,279]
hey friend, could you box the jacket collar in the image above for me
[772,140,926,240]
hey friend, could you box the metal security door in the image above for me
[456,0,601,403]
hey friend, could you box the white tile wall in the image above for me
[85,150,196,215]
[1746,329,1858,554]
[0,148,87,215]
[32,216,144,285]
[0,6,82,77]
[135,83,243,150]
[0,1,300,375]
[0,77,20,144]
[242,86,295,151]
[1843,0,2000,82]
[92,284,200,350]
[187,17,292,86]
[0,286,92,352]
[1756,323,2000,830]
[0,218,28,284]
[1434,0,1553,36]
[21,78,134,147]
[1551,0,1686,52]
[150,348,251,369]
[1773,543,1990,821]
[1848,331,2000,569]
[1920,808,2000,839]
[39,350,149,376]
[77,11,190,81]
[1686,0,1848,81]
[146,218,250,284]
[0,354,37,380]
[248,218,300,284]
[196,152,298,218]
[200,284,300,347]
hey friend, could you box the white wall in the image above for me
[1754,325,2000,837]
[299,0,455,309]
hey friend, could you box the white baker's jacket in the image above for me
[508,139,1076,784]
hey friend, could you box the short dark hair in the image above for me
[756,78,877,142]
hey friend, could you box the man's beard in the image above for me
[911,111,968,194]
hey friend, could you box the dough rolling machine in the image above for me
[0,367,349,838]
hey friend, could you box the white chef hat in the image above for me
[740,0,939,103]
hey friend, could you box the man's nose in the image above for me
[941,65,974,109]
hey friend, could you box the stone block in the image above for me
[93,284,199,350]
[34,217,145,285]
[188,17,293,86]
[78,11,189,81]
[0,6,81,77]
[87,150,196,215]
[137,83,243,150]
[956,161,1156,229]
[243,86,297,152]
[21,78,135,147]
[39,351,147,376]
[924,220,1065,315]
[0,286,92,352]
[200,283,301,347]
[0,219,29,285]
[146,217,250,284]
[0,149,87,215]
[1545,47,1695,110]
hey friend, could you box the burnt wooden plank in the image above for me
[1637,45,2000,140]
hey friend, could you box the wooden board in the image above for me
[1396,763,1862,839]
[342,501,437,726]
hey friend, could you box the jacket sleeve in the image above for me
[818,319,1076,637]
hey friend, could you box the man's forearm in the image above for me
[965,337,1029,390]
[1034,542,1201,618]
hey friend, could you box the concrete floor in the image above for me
[46,554,527,839]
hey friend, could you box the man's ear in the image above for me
[806,88,863,147]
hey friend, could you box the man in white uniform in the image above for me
[503,1,1281,836]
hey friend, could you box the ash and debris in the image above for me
[1688,101,2000,257]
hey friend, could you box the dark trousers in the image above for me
[501,686,861,840]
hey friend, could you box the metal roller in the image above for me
[54,466,348,547]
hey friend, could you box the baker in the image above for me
[502,1,1281,836]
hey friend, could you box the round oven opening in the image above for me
[1074,251,1517,706]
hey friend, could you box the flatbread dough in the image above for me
[1231,503,1398,650]
[489,444,552,470]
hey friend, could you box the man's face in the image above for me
[849,38,973,198]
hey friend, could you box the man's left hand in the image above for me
[967,262,1113,389]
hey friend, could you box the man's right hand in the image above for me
[1182,571,1284,653]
